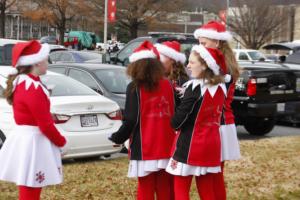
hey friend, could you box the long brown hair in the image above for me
[192,51,224,85]
[127,58,164,91]
[219,41,240,81]
[168,61,189,83]
[4,66,33,105]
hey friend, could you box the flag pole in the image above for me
[104,0,108,53]
[226,0,229,28]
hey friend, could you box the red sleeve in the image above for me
[25,85,66,147]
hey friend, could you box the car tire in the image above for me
[244,117,276,136]
[0,130,6,149]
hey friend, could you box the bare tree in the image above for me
[22,0,94,44]
[0,0,17,38]
[226,0,287,49]
[116,0,184,39]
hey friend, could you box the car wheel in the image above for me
[244,117,276,136]
[0,130,6,149]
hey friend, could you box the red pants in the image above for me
[174,172,226,200]
[19,186,42,200]
[137,170,173,200]
[213,162,226,200]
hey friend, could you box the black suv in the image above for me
[105,32,198,66]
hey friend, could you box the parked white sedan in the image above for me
[0,67,122,159]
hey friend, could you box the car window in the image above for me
[68,69,101,92]
[60,52,74,62]
[118,41,142,61]
[94,68,131,94]
[248,51,266,60]
[181,43,197,62]
[48,67,66,74]
[239,52,249,60]
[75,52,102,61]
[49,52,61,63]
[286,52,300,64]
[41,75,97,96]
[0,44,13,66]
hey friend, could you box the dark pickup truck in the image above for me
[233,61,300,135]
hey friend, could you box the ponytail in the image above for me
[4,66,32,105]
[219,41,241,81]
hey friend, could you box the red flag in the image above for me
[219,10,227,26]
[108,0,117,22]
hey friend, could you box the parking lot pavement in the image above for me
[237,125,300,140]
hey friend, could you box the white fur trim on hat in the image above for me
[154,43,186,64]
[16,43,50,67]
[129,50,157,63]
[192,45,220,75]
[194,29,232,41]
[8,68,18,75]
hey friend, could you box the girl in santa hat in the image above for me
[0,40,66,200]
[109,41,176,200]
[166,44,229,200]
[155,41,189,88]
[194,20,241,199]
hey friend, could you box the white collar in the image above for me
[183,79,227,97]
[13,74,50,98]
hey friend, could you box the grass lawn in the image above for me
[0,136,300,200]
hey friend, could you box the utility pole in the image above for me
[226,0,230,28]
[104,0,108,53]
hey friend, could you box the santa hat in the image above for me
[191,45,227,76]
[129,41,160,63]
[194,20,232,41]
[12,40,50,67]
[154,41,186,64]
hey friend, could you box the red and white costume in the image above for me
[110,41,176,199]
[0,41,66,198]
[194,20,241,162]
[166,45,228,200]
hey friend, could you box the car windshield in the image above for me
[248,51,266,60]
[41,74,98,96]
[76,52,102,61]
[94,68,131,94]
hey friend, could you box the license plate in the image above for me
[80,114,98,127]
[277,103,285,112]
